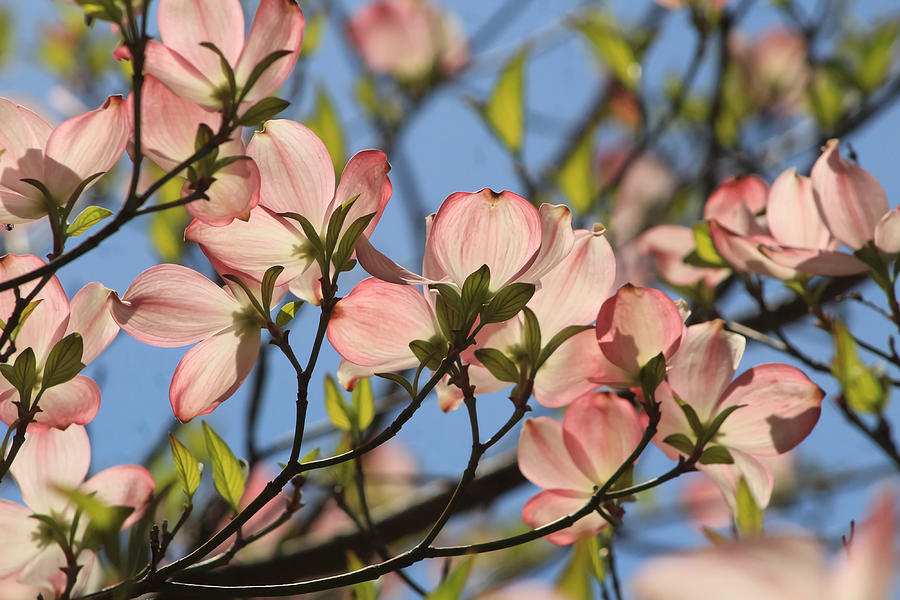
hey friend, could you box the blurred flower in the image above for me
[730,28,809,114]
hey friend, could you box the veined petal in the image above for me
[0,98,51,197]
[0,500,39,576]
[528,227,612,335]
[234,0,305,103]
[653,381,693,461]
[767,168,831,249]
[170,327,260,422]
[247,120,335,223]
[327,277,439,369]
[66,282,119,364]
[0,254,69,361]
[709,220,798,280]
[19,547,98,600]
[562,393,644,483]
[874,207,900,255]
[158,0,245,75]
[698,448,774,510]
[811,139,889,250]
[143,41,218,107]
[25,375,100,430]
[513,203,576,286]
[667,321,745,422]
[427,189,542,290]
[328,150,392,239]
[186,206,307,282]
[0,191,46,224]
[521,489,606,546]
[355,236,432,286]
[518,416,596,492]
[717,364,823,455]
[595,284,684,379]
[704,175,769,235]
[43,96,130,203]
[336,359,376,391]
[758,245,868,276]
[533,330,605,408]
[10,425,90,516]
[184,148,260,226]
[287,261,325,305]
[82,465,155,529]
[112,264,239,347]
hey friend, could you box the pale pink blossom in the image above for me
[0,255,119,430]
[730,28,809,113]
[653,320,822,509]
[132,76,260,226]
[517,392,644,545]
[0,426,154,599]
[347,0,468,81]
[186,120,392,305]
[593,284,686,388]
[0,96,130,225]
[139,0,304,109]
[632,490,896,600]
[638,225,729,288]
[111,264,286,422]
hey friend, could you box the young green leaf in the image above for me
[66,206,113,237]
[333,212,375,269]
[237,97,291,127]
[556,131,596,213]
[41,333,85,390]
[573,12,641,89]
[351,377,375,431]
[375,372,415,399]
[831,320,888,414]
[662,433,695,456]
[346,552,377,600]
[426,556,474,600]
[169,433,202,501]
[639,352,667,398]
[480,282,535,324]
[698,445,735,465]
[261,265,285,314]
[483,49,528,152]
[555,537,594,600]
[199,42,237,99]
[409,339,445,371]
[276,301,303,328]
[473,348,519,383]
[202,421,247,513]
[324,374,353,431]
[735,477,764,537]
[307,86,346,176]
[239,49,293,102]
[6,299,41,343]
[521,307,541,366]
[461,264,491,314]
[688,222,730,269]
[0,347,37,405]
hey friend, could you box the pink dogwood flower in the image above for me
[638,224,730,289]
[131,76,260,226]
[653,320,822,509]
[346,0,468,81]
[0,255,119,430]
[631,491,896,600]
[517,392,644,545]
[140,0,305,109]
[111,264,286,422]
[185,120,392,304]
[0,425,154,599]
[0,96,130,225]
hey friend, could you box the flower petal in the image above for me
[521,489,606,546]
[66,282,119,364]
[82,465,155,529]
[158,0,245,75]
[234,0,305,103]
[0,500,39,576]
[170,327,260,422]
[355,235,432,285]
[698,448,774,510]
[513,203,576,286]
[43,96,131,203]
[518,416,596,492]
[767,168,832,249]
[184,145,260,226]
[0,98,51,201]
[328,149,392,239]
[874,207,900,256]
[27,375,100,430]
[247,120,335,224]
[829,491,897,600]
[667,320,745,421]
[638,225,729,288]
[143,41,217,107]
[758,245,868,276]
[112,264,238,347]
[0,254,69,361]
[708,220,798,280]
[427,189,542,290]
[562,392,644,483]
[533,329,605,408]
[327,278,439,370]
[717,364,823,455]
[704,175,769,235]
[10,425,90,515]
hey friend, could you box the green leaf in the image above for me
[281,211,325,259]
[808,65,845,130]
[66,205,112,237]
[41,333,85,390]
[200,42,237,99]
[473,348,519,383]
[351,377,375,431]
[675,398,705,440]
[688,222,730,269]
[202,421,246,513]
[735,477,763,536]
[75,0,123,23]
[555,537,593,599]
[574,11,641,89]
[221,274,266,319]
[461,264,491,314]
[324,375,353,431]
[307,86,345,177]
[557,131,596,213]
[639,352,667,398]
[521,307,541,366]
[662,433,695,456]
[433,284,464,316]
[148,174,190,262]
[701,404,745,445]
[301,10,326,54]
[0,347,37,404]
[483,49,528,152]
[409,339,445,371]
[239,50,293,102]
[831,320,888,414]
[0,9,13,68]
[300,447,320,463]
[480,282,535,324]
[347,552,377,600]
[56,486,133,542]
[334,212,376,269]
[375,372,415,399]
[698,445,734,465]
[276,301,303,328]
[426,556,473,600]
[4,300,41,344]
[261,265,285,314]
[237,97,291,127]
[169,433,202,501]
[536,325,593,369]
